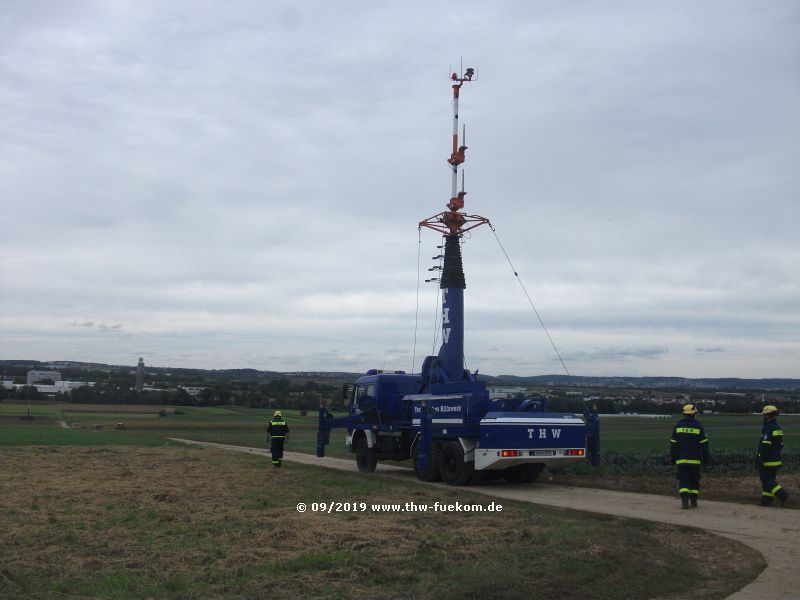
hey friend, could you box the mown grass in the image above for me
[0,445,763,600]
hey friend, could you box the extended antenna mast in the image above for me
[419,66,489,236]
[417,65,490,383]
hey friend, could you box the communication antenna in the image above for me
[419,65,488,236]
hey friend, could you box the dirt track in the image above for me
[170,439,799,600]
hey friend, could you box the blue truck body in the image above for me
[316,369,600,485]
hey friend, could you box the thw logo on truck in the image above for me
[442,290,451,344]
[528,428,562,439]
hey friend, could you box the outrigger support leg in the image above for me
[316,405,332,457]
[417,400,430,472]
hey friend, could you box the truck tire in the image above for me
[355,437,377,473]
[501,464,543,483]
[438,441,474,486]
[413,442,441,482]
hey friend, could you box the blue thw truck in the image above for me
[316,67,600,485]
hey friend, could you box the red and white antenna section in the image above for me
[419,66,490,236]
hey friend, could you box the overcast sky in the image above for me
[1,1,798,378]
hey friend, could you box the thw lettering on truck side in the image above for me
[528,428,563,439]
[442,289,451,344]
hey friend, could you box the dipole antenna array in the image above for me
[419,66,490,236]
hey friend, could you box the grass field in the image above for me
[0,445,764,599]
[1,402,796,506]
[2,403,796,458]
[0,423,175,447]
[0,402,346,457]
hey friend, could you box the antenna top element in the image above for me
[451,67,476,84]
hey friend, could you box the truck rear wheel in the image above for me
[501,464,543,483]
[438,441,474,486]
[413,442,441,482]
[355,437,377,473]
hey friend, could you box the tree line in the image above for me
[0,377,346,410]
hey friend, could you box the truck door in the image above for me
[351,384,367,415]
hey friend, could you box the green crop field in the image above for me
[0,403,60,417]
[1,402,797,460]
[0,423,175,446]
[0,403,351,458]
[597,414,800,452]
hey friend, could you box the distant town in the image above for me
[1,359,798,415]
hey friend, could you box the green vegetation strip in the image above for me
[0,424,174,447]
[0,446,763,600]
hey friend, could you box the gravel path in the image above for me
[170,439,798,600]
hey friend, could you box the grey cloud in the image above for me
[564,347,670,362]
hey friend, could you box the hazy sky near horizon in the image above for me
[1,0,798,378]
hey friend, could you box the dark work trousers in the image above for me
[677,465,701,498]
[270,438,285,467]
[759,467,782,503]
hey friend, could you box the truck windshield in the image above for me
[352,383,376,414]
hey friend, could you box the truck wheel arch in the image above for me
[349,429,375,451]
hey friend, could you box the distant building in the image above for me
[25,380,92,396]
[179,386,205,397]
[136,357,145,392]
[26,370,62,385]
[488,387,527,399]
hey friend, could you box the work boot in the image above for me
[690,496,698,508]
[759,496,773,507]
[775,489,788,507]
[681,496,690,510]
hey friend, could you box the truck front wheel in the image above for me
[413,442,441,482]
[355,437,377,473]
[438,441,474,486]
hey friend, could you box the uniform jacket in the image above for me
[670,416,710,465]
[757,419,783,468]
[268,419,289,439]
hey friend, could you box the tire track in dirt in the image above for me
[170,439,798,600]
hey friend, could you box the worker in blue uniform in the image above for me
[267,410,289,468]
[670,404,710,509]
[757,405,788,507]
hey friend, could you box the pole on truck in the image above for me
[418,65,489,384]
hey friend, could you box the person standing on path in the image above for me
[757,405,788,507]
[267,410,289,468]
[670,404,710,509]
